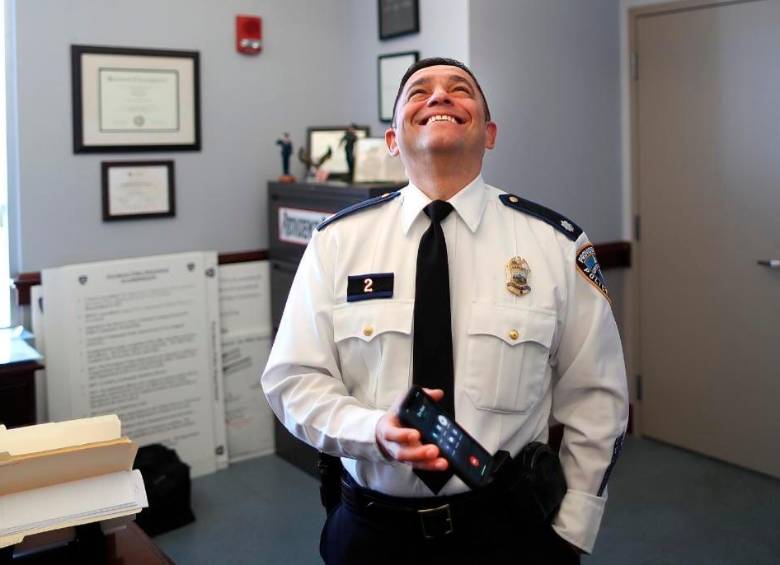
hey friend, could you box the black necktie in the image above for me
[413,200,455,494]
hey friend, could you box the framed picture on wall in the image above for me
[72,45,201,153]
[378,51,419,123]
[101,160,176,221]
[378,0,420,40]
[306,126,370,181]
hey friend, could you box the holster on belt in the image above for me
[490,442,567,525]
[317,452,344,515]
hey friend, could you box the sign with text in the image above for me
[218,261,274,462]
[278,207,330,245]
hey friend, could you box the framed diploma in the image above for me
[101,160,176,221]
[379,0,420,40]
[378,51,418,123]
[72,45,201,153]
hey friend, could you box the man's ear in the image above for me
[385,127,400,156]
[485,121,497,150]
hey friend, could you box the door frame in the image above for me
[626,0,762,436]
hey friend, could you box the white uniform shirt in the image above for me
[262,175,629,553]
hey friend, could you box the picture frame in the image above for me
[306,126,370,181]
[378,0,420,40]
[72,45,201,153]
[378,51,419,123]
[101,160,176,221]
[353,138,408,183]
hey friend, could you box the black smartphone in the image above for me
[398,385,494,490]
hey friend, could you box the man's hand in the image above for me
[375,388,449,471]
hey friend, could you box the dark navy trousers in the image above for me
[320,501,581,565]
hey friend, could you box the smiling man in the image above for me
[262,58,628,564]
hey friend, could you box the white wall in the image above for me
[346,0,624,242]
[469,0,622,243]
[8,0,630,264]
[8,0,629,275]
[9,0,353,272]
[346,0,469,138]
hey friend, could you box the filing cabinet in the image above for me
[268,181,403,476]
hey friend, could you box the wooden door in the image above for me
[635,0,780,477]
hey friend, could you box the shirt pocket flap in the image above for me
[467,303,557,348]
[333,300,414,343]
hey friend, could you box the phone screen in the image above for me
[399,386,494,489]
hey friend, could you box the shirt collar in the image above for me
[400,174,487,235]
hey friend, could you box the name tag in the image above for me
[347,273,394,302]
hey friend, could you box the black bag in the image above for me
[133,444,195,536]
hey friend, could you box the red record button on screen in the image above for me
[469,455,480,467]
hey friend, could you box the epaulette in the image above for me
[499,193,583,241]
[316,191,400,231]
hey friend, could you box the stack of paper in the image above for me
[0,415,148,548]
[219,261,275,462]
[41,251,228,477]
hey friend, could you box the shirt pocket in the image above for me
[464,303,556,414]
[333,299,413,409]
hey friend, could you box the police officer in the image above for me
[262,57,628,564]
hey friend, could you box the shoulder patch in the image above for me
[316,191,400,231]
[576,243,610,301]
[499,193,583,241]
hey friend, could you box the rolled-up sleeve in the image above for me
[261,229,387,462]
[550,232,629,554]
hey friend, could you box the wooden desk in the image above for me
[109,523,174,564]
[3,523,173,564]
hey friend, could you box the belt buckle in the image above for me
[418,504,453,539]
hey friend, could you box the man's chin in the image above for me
[416,139,465,155]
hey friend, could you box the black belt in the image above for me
[340,472,517,540]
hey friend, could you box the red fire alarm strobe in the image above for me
[236,15,262,54]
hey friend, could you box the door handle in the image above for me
[757,259,780,268]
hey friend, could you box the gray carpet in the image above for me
[155,438,780,564]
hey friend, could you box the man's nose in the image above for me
[427,85,453,106]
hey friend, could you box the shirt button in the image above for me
[508,196,519,203]
[363,326,374,337]
[508,329,519,341]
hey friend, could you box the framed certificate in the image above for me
[72,45,201,153]
[378,51,419,123]
[101,160,176,221]
[379,0,420,40]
